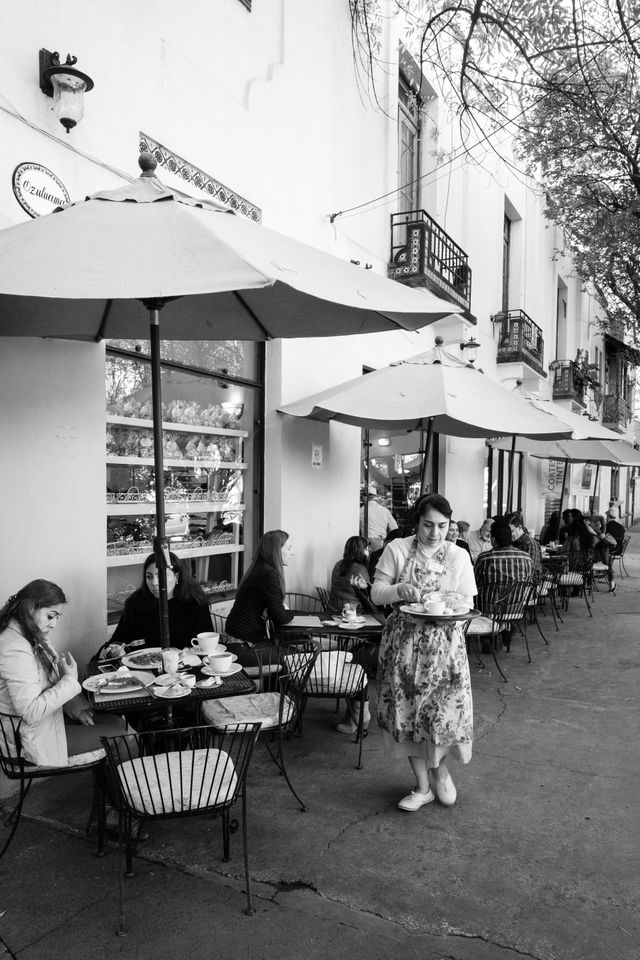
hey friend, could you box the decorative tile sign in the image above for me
[12,163,70,218]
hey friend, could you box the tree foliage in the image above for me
[350,0,640,339]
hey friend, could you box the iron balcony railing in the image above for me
[602,394,631,431]
[492,309,545,376]
[550,360,586,406]
[388,210,472,312]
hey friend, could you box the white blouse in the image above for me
[371,536,476,607]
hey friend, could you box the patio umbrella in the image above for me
[490,435,640,520]
[278,339,574,439]
[494,384,626,511]
[0,153,460,648]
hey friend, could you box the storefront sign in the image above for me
[12,163,70,218]
[545,458,565,493]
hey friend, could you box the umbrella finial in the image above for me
[139,153,158,177]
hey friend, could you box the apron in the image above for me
[375,538,473,759]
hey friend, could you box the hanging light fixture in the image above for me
[377,437,391,447]
[39,49,94,133]
[459,336,480,363]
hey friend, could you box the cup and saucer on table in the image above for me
[201,650,241,678]
[190,632,221,656]
[339,603,366,628]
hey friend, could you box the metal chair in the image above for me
[285,592,323,614]
[537,558,565,629]
[611,536,631,579]
[559,555,594,616]
[315,586,331,612]
[293,633,378,769]
[0,711,106,861]
[468,581,537,682]
[101,722,261,933]
[200,644,319,811]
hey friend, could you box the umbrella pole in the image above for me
[362,428,370,542]
[506,435,516,513]
[420,420,434,496]
[557,459,568,534]
[148,304,171,651]
[589,463,600,515]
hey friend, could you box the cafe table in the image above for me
[84,657,255,728]
[280,613,384,639]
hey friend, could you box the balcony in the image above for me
[602,394,631,433]
[492,309,545,378]
[550,360,586,406]
[388,210,473,315]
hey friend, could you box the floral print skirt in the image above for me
[376,610,473,767]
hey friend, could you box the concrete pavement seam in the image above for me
[0,936,17,960]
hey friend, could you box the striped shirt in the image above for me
[474,547,534,609]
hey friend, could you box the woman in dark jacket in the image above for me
[110,552,213,649]
[328,536,371,614]
[225,530,294,666]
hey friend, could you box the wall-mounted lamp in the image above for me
[39,48,94,133]
[377,437,391,447]
[459,336,480,364]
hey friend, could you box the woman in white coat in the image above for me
[0,580,125,767]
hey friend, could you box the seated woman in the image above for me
[109,553,213,650]
[0,580,127,768]
[225,530,294,668]
[328,536,371,614]
[445,519,471,556]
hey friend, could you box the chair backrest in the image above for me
[0,712,23,778]
[479,581,533,622]
[298,634,374,697]
[101,723,261,819]
[285,592,323,614]
[315,587,330,611]
[278,645,319,718]
[211,612,227,636]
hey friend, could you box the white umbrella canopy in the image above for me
[491,435,640,466]
[509,388,625,441]
[0,154,460,648]
[279,339,574,439]
[0,156,458,342]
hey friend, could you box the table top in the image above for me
[86,663,255,713]
[282,613,383,636]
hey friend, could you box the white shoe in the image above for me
[397,789,435,812]
[432,769,457,806]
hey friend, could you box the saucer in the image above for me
[201,663,243,678]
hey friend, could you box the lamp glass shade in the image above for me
[51,72,87,131]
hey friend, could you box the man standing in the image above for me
[360,485,398,551]
[506,511,543,580]
[467,517,494,563]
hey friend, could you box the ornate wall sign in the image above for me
[12,163,70,218]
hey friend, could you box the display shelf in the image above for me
[106,455,247,470]
[106,501,246,517]
[106,543,245,567]
[107,414,248,438]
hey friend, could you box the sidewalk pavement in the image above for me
[1,544,639,960]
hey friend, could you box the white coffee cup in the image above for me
[191,633,220,655]
[161,648,181,674]
[205,652,233,673]
[425,599,445,615]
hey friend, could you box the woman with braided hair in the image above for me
[0,580,125,767]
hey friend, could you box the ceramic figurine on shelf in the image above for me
[139,433,153,458]
[185,437,199,460]
[196,438,208,460]
[219,439,235,461]
[165,435,182,460]
[206,441,221,468]
[183,402,198,424]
